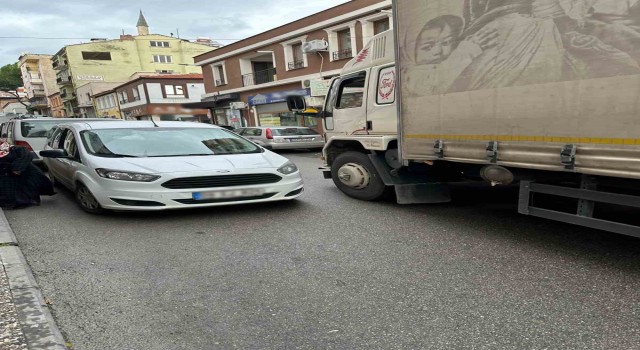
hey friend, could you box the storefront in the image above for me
[121,104,209,122]
[183,93,248,128]
[248,89,318,129]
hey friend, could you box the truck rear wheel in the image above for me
[331,151,388,201]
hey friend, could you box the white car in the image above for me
[40,121,304,213]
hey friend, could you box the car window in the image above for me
[20,120,63,138]
[80,127,262,157]
[7,122,14,143]
[244,128,262,137]
[272,128,319,136]
[63,130,79,159]
[48,127,64,148]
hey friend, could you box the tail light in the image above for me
[265,128,273,140]
[15,140,33,152]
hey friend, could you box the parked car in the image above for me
[234,126,324,150]
[0,117,121,166]
[40,121,304,213]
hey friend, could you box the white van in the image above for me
[0,117,122,166]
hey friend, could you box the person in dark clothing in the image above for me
[0,139,55,209]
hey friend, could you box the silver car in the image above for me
[235,126,324,150]
[40,121,304,213]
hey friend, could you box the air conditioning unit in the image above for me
[302,40,329,53]
[301,79,312,89]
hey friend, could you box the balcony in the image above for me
[54,59,68,70]
[56,76,72,85]
[332,49,353,61]
[33,89,46,96]
[287,60,305,70]
[242,68,276,87]
[30,97,48,106]
[60,92,68,99]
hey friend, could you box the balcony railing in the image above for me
[215,79,226,86]
[287,60,305,70]
[332,49,353,61]
[30,97,48,106]
[242,68,276,87]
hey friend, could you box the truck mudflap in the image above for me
[319,166,332,179]
[519,176,640,238]
[368,153,451,204]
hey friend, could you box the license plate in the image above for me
[290,138,313,142]
[192,188,265,200]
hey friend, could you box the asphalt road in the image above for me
[5,151,640,350]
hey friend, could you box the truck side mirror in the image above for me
[286,95,307,111]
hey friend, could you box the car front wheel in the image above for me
[331,151,389,201]
[75,183,105,214]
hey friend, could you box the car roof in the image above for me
[16,118,118,123]
[250,126,311,129]
[59,121,222,130]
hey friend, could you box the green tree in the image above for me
[0,63,30,109]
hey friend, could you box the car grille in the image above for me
[161,173,282,189]
[174,193,277,204]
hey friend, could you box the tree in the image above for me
[0,63,30,110]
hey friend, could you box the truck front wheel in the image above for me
[331,151,388,201]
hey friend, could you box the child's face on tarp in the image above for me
[416,23,456,65]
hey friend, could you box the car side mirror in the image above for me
[39,149,69,158]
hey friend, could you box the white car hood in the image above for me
[88,152,288,174]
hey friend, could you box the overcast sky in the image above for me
[0,0,351,67]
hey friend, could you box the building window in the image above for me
[164,85,184,97]
[333,29,353,61]
[119,91,128,104]
[325,23,356,62]
[281,36,308,71]
[374,18,390,35]
[132,87,140,101]
[153,55,173,63]
[212,63,227,86]
[82,52,112,60]
[150,41,170,47]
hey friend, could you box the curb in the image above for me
[0,209,67,350]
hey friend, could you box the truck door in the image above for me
[323,71,368,140]
[366,65,396,134]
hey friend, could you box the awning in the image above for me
[182,93,240,109]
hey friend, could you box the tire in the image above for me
[75,183,105,214]
[331,151,388,201]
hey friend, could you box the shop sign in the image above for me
[76,75,104,81]
[248,89,309,106]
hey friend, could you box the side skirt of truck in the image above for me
[518,176,640,238]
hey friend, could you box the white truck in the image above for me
[288,0,640,237]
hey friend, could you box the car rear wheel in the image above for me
[75,183,105,214]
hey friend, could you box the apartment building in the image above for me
[17,54,59,116]
[113,74,209,122]
[192,0,392,130]
[53,11,215,117]
[76,82,123,118]
[93,90,122,119]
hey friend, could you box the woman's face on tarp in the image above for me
[416,23,455,65]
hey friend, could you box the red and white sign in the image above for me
[378,67,396,104]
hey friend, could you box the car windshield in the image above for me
[21,121,62,137]
[272,128,319,136]
[80,127,262,157]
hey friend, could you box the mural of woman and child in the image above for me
[402,0,640,96]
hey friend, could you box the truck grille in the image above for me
[161,173,282,189]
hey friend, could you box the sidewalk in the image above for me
[0,209,67,350]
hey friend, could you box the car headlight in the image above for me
[277,162,298,175]
[96,168,160,182]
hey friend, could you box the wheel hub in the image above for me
[337,163,370,189]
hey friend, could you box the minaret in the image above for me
[137,10,149,36]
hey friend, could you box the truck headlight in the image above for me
[96,168,160,182]
[277,162,298,175]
